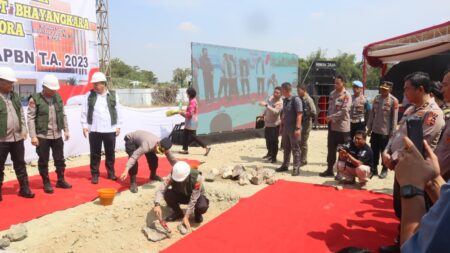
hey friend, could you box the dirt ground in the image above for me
[0,130,395,253]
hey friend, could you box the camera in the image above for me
[337,143,350,152]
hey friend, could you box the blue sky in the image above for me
[109,0,450,82]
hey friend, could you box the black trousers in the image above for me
[350,122,366,139]
[369,132,389,175]
[164,188,209,216]
[264,126,279,160]
[327,130,350,171]
[36,137,65,175]
[125,138,158,176]
[0,140,28,184]
[182,129,207,151]
[89,132,116,177]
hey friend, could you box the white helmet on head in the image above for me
[42,74,60,90]
[171,161,191,182]
[0,67,17,82]
[91,72,107,84]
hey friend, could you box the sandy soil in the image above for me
[0,130,395,253]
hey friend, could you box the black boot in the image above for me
[18,176,35,198]
[55,169,72,189]
[379,167,388,179]
[107,171,118,181]
[319,168,334,177]
[130,175,138,193]
[41,174,54,194]
[150,171,162,182]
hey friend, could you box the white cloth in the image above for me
[80,91,123,132]
[6,105,183,163]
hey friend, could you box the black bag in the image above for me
[255,116,265,129]
[169,122,185,145]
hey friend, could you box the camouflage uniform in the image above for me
[300,93,317,164]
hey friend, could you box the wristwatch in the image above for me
[400,185,424,199]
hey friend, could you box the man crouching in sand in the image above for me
[153,161,209,230]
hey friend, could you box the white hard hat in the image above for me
[171,161,191,182]
[0,67,17,82]
[42,74,60,90]
[91,72,107,84]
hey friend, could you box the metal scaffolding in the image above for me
[96,0,111,80]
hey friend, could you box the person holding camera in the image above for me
[335,130,373,189]
[379,72,444,253]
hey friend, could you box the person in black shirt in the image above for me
[335,130,373,189]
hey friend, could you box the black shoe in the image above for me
[319,170,334,177]
[334,174,343,181]
[379,244,400,253]
[165,212,184,222]
[291,169,300,176]
[56,180,72,189]
[275,166,288,172]
[270,158,277,164]
[130,182,138,193]
[42,176,54,194]
[194,213,204,223]
[18,188,35,198]
[379,169,388,179]
[338,178,356,185]
[300,161,308,166]
[262,154,270,159]
[91,175,99,184]
[43,182,54,194]
[150,175,163,182]
[107,174,118,181]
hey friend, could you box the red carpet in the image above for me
[163,180,398,253]
[0,156,195,231]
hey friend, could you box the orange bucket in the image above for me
[187,160,202,169]
[97,188,117,206]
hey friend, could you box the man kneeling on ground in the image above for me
[335,130,373,189]
[119,130,174,193]
[153,161,209,230]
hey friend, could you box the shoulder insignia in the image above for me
[194,182,201,190]
[424,112,438,126]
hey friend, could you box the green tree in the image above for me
[333,52,361,86]
[111,58,132,78]
[172,68,191,87]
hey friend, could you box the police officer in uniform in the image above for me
[119,130,173,193]
[0,67,34,200]
[435,69,450,180]
[153,161,209,230]
[81,72,122,184]
[379,72,444,253]
[320,75,352,180]
[297,84,317,166]
[27,75,72,193]
[367,81,399,179]
[350,80,370,139]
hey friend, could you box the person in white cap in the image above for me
[153,161,209,230]
[80,72,122,184]
[27,74,71,194]
[350,80,370,139]
[0,67,34,200]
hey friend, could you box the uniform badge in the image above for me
[424,112,438,126]
[194,182,201,190]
